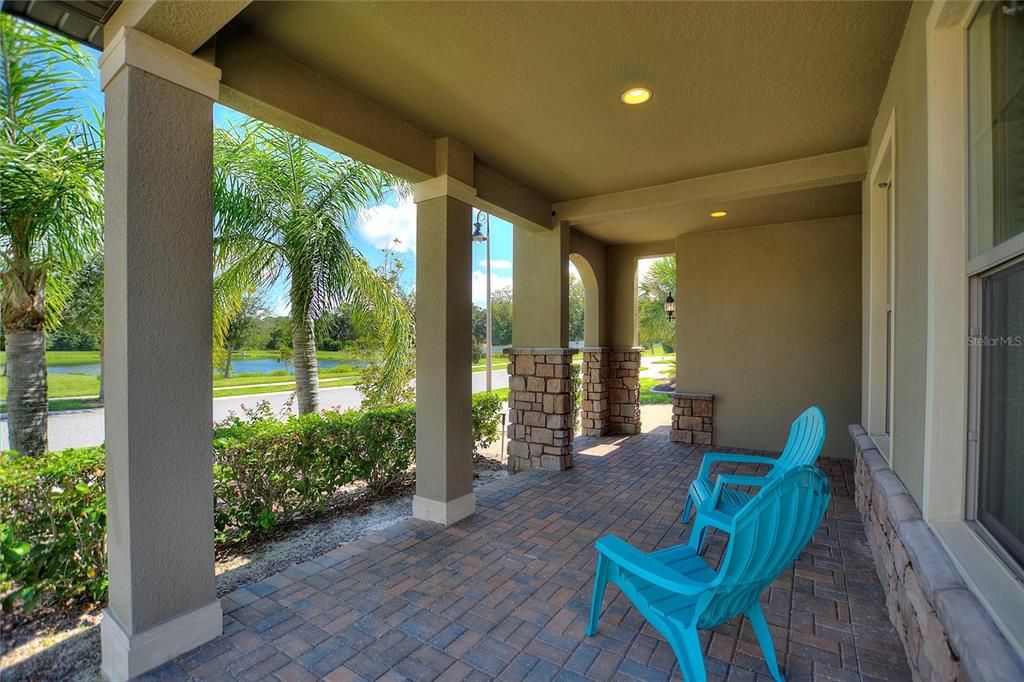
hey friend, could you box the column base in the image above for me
[412,492,476,525]
[101,601,222,681]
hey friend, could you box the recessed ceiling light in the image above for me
[621,87,652,105]
[709,210,728,218]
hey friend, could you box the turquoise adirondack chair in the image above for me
[587,466,832,682]
[681,406,826,550]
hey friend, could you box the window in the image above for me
[967,1,1024,572]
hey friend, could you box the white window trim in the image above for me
[923,0,1024,651]
[864,110,896,459]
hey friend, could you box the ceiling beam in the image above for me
[554,147,867,225]
[474,162,552,232]
[215,27,436,182]
[216,28,554,229]
[105,0,251,52]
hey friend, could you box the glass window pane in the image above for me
[978,258,1024,566]
[968,2,1024,259]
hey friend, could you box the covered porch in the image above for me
[139,432,909,682]
[10,0,1023,679]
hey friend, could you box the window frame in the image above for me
[966,255,1024,579]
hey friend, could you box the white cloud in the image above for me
[472,270,513,305]
[355,196,416,253]
[479,259,513,270]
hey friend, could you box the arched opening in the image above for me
[569,252,601,348]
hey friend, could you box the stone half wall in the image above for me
[607,347,641,435]
[672,392,714,444]
[504,348,577,472]
[849,425,1024,682]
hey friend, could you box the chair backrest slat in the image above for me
[777,406,827,469]
[699,466,831,628]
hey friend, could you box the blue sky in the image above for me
[69,45,515,316]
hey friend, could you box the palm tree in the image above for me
[213,121,412,414]
[638,257,676,352]
[1,16,104,456]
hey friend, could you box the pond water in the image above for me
[46,357,367,377]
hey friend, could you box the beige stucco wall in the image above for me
[607,240,675,347]
[676,215,862,460]
[512,221,569,347]
[862,0,929,501]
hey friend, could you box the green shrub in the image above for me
[0,447,106,612]
[472,391,504,450]
[0,392,508,611]
[212,403,354,544]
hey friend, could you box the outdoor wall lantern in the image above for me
[665,293,676,321]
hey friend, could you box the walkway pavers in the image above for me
[142,426,911,681]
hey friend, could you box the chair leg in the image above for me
[746,602,784,682]
[665,624,707,682]
[688,517,708,553]
[682,495,694,523]
[586,553,610,637]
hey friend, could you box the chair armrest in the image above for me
[595,535,709,595]
[704,473,769,512]
[692,507,736,535]
[697,453,779,481]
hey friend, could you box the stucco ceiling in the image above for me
[231,1,909,205]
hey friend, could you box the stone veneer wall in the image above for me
[849,425,1024,682]
[607,348,641,435]
[580,348,610,437]
[505,348,577,472]
[671,392,714,444]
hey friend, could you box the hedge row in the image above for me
[0,392,505,612]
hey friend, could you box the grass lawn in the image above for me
[472,359,509,371]
[0,350,101,366]
[0,373,101,400]
[640,377,673,405]
[213,376,360,398]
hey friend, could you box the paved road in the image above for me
[0,370,509,451]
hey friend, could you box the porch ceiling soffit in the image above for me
[213,27,552,233]
[104,0,251,53]
[555,147,866,224]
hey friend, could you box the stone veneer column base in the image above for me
[607,347,641,435]
[504,348,578,472]
[580,348,610,436]
[849,425,1024,682]
[672,392,714,444]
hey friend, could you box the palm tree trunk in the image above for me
[224,347,233,378]
[293,312,319,414]
[6,327,48,456]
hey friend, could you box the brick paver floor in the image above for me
[144,426,912,681]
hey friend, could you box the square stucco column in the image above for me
[100,29,222,681]
[509,221,576,469]
[412,181,475,525]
